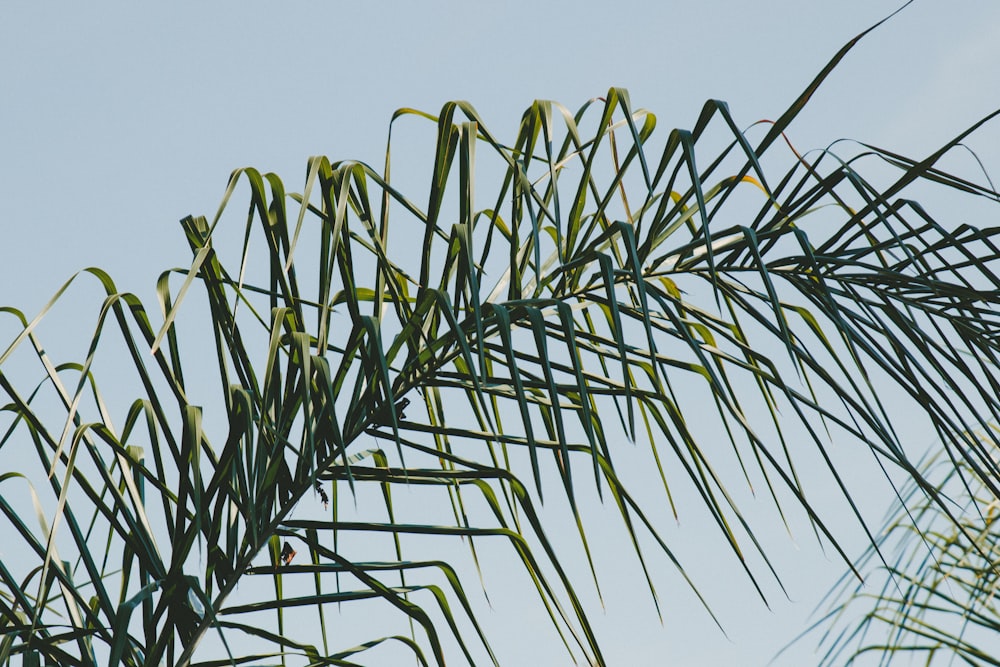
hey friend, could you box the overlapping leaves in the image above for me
[2,16,1000,665]
[809,429,1000,665]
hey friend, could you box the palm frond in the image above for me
[807,427,1000,666]
[3,16,1000,664]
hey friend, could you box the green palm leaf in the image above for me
[3,12,1000,664]
[808,428,1000,666]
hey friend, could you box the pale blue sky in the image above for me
[3,2,999,664]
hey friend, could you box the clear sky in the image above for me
[3,2,1000,664]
